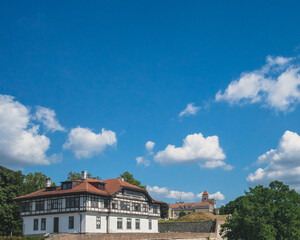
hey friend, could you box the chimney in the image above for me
[82,171,87,180]
[45,177,51,188]
[119,177,124,181]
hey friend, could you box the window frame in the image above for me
[96,216,101,229]
[69,216,74,229]
[135,219,140,230]
[117,218,123,229]
[33,219,38,231]
[41,218,46,230]
[126,218,132,229]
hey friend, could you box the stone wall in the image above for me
[158,220,216,233]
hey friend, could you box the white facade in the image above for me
[19,184,161,235]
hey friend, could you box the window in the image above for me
[149,219,152,230]
[33,219,38,231]
[69,216,74,229]
[66,197,80,208]
[36,200,44,211]
[96,216,101,229]
[143,204,149,212]
[104,199,109,208]
[133,203,141,211]
[120,201,130,211]
[135,219,140,230]
[20,202,31,212]
[126,218,132,229]
[41,218,46,230]
[112,200,118,209]
[62,182,72,190]
[48,199,58,209]
[153,205,158,214]
[117,218,123,229]
[90,196,98,208]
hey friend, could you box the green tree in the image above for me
[119,171,146,190]
[23,172,49,193]
[67,171,101,181]
[219,196,245,215]
[179,211,187,218]
[0,166,24,236]
[159,202,169,219]
[221,181,300,240]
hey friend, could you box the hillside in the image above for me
[160,212,227,223]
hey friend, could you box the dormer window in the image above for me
[62,182,72,190]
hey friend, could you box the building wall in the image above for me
[23,213,158,235]
[108,215,158,233]
[23,213,81,235]
[83,213,107,233]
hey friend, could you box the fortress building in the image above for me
[168,191,216,219]
[14,171,163,235]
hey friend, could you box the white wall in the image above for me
[108,215,158,233]
[83,213,107,233]
[23,213,81,235]
[23,213,158,235]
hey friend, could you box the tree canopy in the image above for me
[221,181,300,240]
[67,171,101,181]
[119,171,146,190]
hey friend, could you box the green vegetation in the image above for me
[221,181,300,240]
[66,171,101,181]
[119,171,146,190]
[0,166,55,236]
[0,237,45,240]
[160,202,169,219]
[179,211,187,218]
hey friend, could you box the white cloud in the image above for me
[247,130,300,190]
[63,127,117,159]
[34,106,65,132]
[147,185,195,201]
[136,156,150,167]
[216,55,300,112]
[154,133,232,170]
[147,185,225,202]
[145,141,155,152]
[179,103,200,117]
[197,191,225,201]
[0,94,55,168]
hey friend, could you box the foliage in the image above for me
[119,171,146,190]
[179,211,187,218]
[159,211,227,223]
[0,237,45,240]
[219,196,245,215]
[0,166,24,236]
[23,172,55,193]
[159,202,169,219]
[220,181,300,240]
[67,171,101,181]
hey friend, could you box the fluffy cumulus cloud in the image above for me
[0,94,56,168]
[145,141,155,152]
[136,156,150,167]
[179,103,200,117]
[147,185,225,202]
[147,185,195,201]
[216,55,300,112]
[154,133,232,170]
[63,127,117,159]
[34,106,65,132]
[247,130,300,190]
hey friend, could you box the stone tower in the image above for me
[202,190,209,202]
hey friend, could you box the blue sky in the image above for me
[1,0,300,206]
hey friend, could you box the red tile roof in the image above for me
[203,190,208,195]
[14,177,165,205]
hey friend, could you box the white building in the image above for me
[15,171,163,235]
